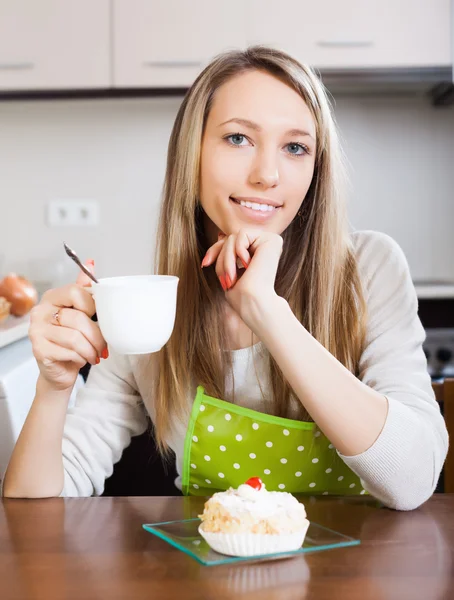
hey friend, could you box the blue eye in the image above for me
[286,143,307,156]
[225,134,248,146]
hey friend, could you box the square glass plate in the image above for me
[142,518,360,566]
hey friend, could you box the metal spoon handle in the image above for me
[63,242,99,284]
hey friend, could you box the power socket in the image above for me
[47,200,99,227]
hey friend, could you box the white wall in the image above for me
[0,94,453,289]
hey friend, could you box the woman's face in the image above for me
[200,69,317,243]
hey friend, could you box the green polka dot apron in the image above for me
[182,386,367,497]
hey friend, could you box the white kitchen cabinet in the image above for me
[113,0,247,87]
[0,0,110,91]
[247,0,452,69]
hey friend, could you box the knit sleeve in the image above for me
[60,350,148,497]
[338,231,448,510]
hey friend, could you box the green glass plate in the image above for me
[142,518,360,566]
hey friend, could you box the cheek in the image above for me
[284,161,315,207]
[200,147,244,209]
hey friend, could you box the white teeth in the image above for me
[239,200,275,212]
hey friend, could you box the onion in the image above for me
[0,273,38,317]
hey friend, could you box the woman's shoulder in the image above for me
[350,230,411,292]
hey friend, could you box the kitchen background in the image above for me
[0,0,454,482]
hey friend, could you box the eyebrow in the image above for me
[219,118,315,140]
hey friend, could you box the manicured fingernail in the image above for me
[219,275,227,292]
[101,347,109,360]
[87,259,95,266]
[225,274,232,289]
[95,357,100,365]
[241,259,249,270]
[201,256,209,268]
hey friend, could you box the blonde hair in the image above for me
[151,46,367,452]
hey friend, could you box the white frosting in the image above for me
[210,483,307,521]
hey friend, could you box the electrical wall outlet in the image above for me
[47,200,99,227]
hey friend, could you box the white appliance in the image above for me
[0,337,82,485]
[0,337,39,484]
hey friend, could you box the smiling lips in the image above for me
[230,196,282,214]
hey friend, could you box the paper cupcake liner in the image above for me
[198,520,310,557]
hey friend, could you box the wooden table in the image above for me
[1,495,453,600]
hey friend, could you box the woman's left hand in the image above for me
[201,229,284,323]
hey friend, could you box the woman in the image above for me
[3,46,448,509]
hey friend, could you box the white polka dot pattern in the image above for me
[187,396,365,496]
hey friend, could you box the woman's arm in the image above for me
[250,232,448,510]
[3,378,73,498]
[204,229,448,510]
[4,351,148,498]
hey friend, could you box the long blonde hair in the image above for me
[152,46,367,452]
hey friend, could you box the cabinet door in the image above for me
[0,0,110,91]
[247,0,452,69]
[113,0,247,87]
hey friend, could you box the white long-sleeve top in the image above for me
[60,231,449,510]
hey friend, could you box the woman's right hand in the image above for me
[29,260,108,392]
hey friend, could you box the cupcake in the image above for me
[198,477,310,557]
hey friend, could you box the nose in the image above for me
[248,148,280,189]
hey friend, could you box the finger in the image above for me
[222,235,240,289]
[34,338,88,370]
[42,284,96,317]
[49,306,107,356]
[242,231,283,286]
[76,259,95,287]
[235,230,253,270]
[201,238,226,268]
[45,325,100,366]
[214,241,228,292]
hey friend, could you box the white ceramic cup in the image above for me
[90,275,179,355]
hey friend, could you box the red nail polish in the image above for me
[87,259,95,266]
[101,347,109,360]
[219,275,227,292]
[241,259,249,270]
[225,274,232,289]
[95,357,100,365]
